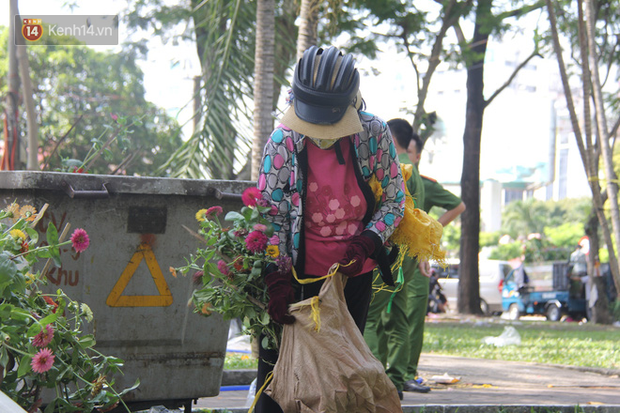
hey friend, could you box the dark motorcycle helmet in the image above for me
[291,46,360,125]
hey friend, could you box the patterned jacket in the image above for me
[257,111,406,272]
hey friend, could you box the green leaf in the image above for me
[10,307,32,321]
[25,227,39,243]
[264,222,274,238]
[260,311,270,326]
[225,211,244,222]
[117,378,140,397]
[17,354,32,377]
[39,312,58,327]
[27,322,43,338]
[78,335,96,349]
[250,207,260,221]
[0,347,8,367]
[46,222,59,246]
[243,206,254,221]
[0,253,17,294]
[50,246,62,267]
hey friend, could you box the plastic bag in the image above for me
[265,273,402,413]
[245,378,257,408]
[482,326,521,347]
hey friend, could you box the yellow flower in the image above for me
[25,272,36,285]
[195,209,208,222]
[19,205,37,221]
[5,203,20,222]
[266,245,279,258]
[10,229,26,241]
[169,267,177,278]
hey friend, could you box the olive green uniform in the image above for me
[405,175,462,380]
[364,153,424,392]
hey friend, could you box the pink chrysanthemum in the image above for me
[217,260,230,276]
[206,206,223,218]
[242,187,262,207]
[32,324,54,348]
[253,224,267,232]
[70,228,90,253]
[245,230,268,253]
[269,235,279,245]
[31,348,55,374]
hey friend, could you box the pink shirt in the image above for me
[304,138,377,276]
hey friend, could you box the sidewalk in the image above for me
[194,354,620,412]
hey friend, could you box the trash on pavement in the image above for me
[482,326,521,347]
[431,373,460,384]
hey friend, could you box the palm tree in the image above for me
[297,0,320,58]
[252,0,276,180]
[501,199,549,239]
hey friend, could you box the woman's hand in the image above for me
[338,234,376,277]
[265,270,296,324]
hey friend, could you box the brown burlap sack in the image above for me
[264,272,403,413]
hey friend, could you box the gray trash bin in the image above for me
[0,171,255,410]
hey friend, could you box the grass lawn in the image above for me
[423,315,620,370]
[224,315,620,370]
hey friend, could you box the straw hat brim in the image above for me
[281,104,364,140]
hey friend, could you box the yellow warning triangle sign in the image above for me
[106,243,173,307]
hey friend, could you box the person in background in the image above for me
[256,45,405,413]
[364,118,424,399]
[403,130,465,394]
[427,268,448,313]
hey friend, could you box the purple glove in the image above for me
[338,234,376,277]
[265,270,296,324]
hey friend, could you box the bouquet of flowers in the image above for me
[178,187,290,350]
[0,202,137,412]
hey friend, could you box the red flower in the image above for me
[245,230,268,253]
[43,296,59,313]
[206,206,223,218]
[233,257,245,272]
[242,187,262,207]
[70,228,90,253]
[192,271,204,285]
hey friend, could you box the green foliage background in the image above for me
[0,26,183,176]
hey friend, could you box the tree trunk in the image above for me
[273,0,297,110]
[546,0,620,297]
[17,43,39,171]
[458,0,491,315]
[4,0,21,171]
[252,0,276,180]
[411,0,460,137]
[584,0,620,295]
[296,0,319,58]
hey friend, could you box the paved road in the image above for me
[194,354,620,412]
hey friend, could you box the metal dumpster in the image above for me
[0,171,255,411]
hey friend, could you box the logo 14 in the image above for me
[22,18,43,41]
